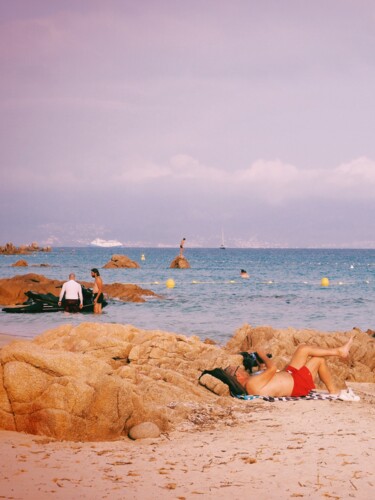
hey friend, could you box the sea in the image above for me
[1,247,374,344]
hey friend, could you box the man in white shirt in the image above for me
[58,273,83,312]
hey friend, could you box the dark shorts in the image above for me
[93,292,104,304]
[64,299,80,313]
[286,365,315,397]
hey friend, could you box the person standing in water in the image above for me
[179,237,186,257]
[91,268,104,314]
[58,273,83,312]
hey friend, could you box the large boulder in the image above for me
[0,274,63,305]
[0,274,158,306]
[0,323,239,441]
[103,254,140,269]
[170,256,191,269]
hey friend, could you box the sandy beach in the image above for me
[0,383,374,499]
[1,331,374,500]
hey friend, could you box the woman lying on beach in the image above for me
[226,336,354,397]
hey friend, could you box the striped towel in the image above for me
[236,390,341,402]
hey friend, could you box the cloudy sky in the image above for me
[1,0,375,248]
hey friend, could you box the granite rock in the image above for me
[0,242,51,255]
[0,322,373,441]
[11,260,28,267]
[103,254,140,269]
[170,256,191,269]
[128,421,161,440]
[0,274,158,306]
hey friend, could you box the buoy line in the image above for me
[129,278,369,288]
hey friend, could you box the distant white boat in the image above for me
[90,238,123,248]
[220,229,226,249]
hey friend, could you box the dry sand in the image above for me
[0,334,374,499]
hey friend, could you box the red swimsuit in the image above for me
[285,365,315,397]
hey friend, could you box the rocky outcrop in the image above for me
[11,260,28,267]
[103,254,140,269]
[170,256,191,269]
[100,283,156,302]
[0,323,239,441]
[0,274,159,306]
[0,242,51,255]
[0,274,62,306]
[0,322,373,442]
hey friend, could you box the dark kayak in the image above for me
[2,286,108,313]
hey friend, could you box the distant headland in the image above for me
[0,242,52,255]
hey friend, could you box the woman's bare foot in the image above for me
[338,336,354,359]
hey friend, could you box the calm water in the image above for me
[0,248,374,344]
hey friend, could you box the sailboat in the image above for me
[220,228,226,249]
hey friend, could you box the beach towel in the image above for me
[236,388,360,402]
[199,368,360,402]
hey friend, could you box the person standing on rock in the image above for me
[91,268,104,314]
[58,273,83,312]
[179,237,186,257]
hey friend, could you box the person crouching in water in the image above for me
[91,268,104,314]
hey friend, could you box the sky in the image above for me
[1,0,375,248]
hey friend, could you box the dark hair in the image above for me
[91,268,100,276]
[199,368,246,396]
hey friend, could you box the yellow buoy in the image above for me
[166,279,175,289]
[321,277,330,287]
